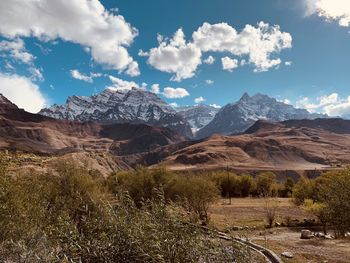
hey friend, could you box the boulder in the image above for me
[315,232,325,238]
[301,230,314,239]
[281,252,293,258]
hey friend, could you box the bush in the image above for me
[168,176,219,224]
[0,162,249,262]
[256,172,277,197]
[317,170,350,237]
[292,177,316,205]
[239,174,256,197]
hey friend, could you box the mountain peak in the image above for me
[239,92,250,101]
[196,92,326,139]
[39,88,193,138]
[0,94,18,109]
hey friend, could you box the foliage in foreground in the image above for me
[0,158,250,262]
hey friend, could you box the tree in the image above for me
[292,177,316,205]
[303,199,330,235]
[317,170,350,237]
[256,172,276,197]
[239,174,256,197]
[171,176,219,224]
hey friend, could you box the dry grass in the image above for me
[209,197,309,230]
[209,198,350,263]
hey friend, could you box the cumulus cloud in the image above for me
[305,0,350,27]
[70,70,101,83]
[169,102,179,108]
[0,38,34,64]
[194,96,206,103]
[0,0,140,76]
[285,61,292,66]
[150,84,160,94]
[107,76,140,91]
[210,104,221,109]
[296,93,350,117]
[221,57,239,72]
[147,29,202,81]
[193,22,291,72]
[0,73,46,113]
[206,79,214,85]
[29,67,44,82]
[144,21,291,80]
[203,55,215,64]
[162,87,190,99]
[70,70,93,83]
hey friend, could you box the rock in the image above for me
[325,234,333,239]
[301,230,314,239]
[315,232,325,238]
[281,252,293,258]
[232,226,243,231]
[275,222,281,227]
[345,232,350,237]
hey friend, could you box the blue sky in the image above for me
[1,0,350,117]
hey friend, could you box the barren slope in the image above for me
[156,120,350,171]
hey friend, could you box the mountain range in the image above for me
[39,88,193,138]
[40,89,326,139]
[1,92,350,176]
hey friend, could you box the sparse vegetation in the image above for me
[0,157,250,262]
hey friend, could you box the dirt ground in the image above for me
[209,198,350,263]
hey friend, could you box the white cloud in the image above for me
[70,70,102,83]
[285,61,292,66]
[29,67,44,82]
[0,38,34,64]
[107,76,139,91]
[206,79,214,85]
[144,21,291,80]
[193,21,292,72]
[210,104,221,109]
[150,84,160,94]
[203,55,215,64]
[305,0,350,27]
[162,87,190,99]
[169,102,179,108]
[221,57,239,72]
[70,70,93,83]
[138,49,149,57]
[0,0,140,76]
[147,28,202,81]
[296,93,350,117]
[194,96,206,104]
[0,73,46,113]
[125,61,140,77]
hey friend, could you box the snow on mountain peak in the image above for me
[39,88,192,138]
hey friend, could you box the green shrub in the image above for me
[0,162,249,262]
[255,172,277,197]
[292,177,316,205]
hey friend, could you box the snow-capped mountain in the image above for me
[176,104,220,135]
[196,93,327,139]
[39,88,193,138]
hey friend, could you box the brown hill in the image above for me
[0,94,183,157]
[154,119,350,171]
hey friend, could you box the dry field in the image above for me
[209,198,350,263]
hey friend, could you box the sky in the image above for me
[0,0,350,118]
